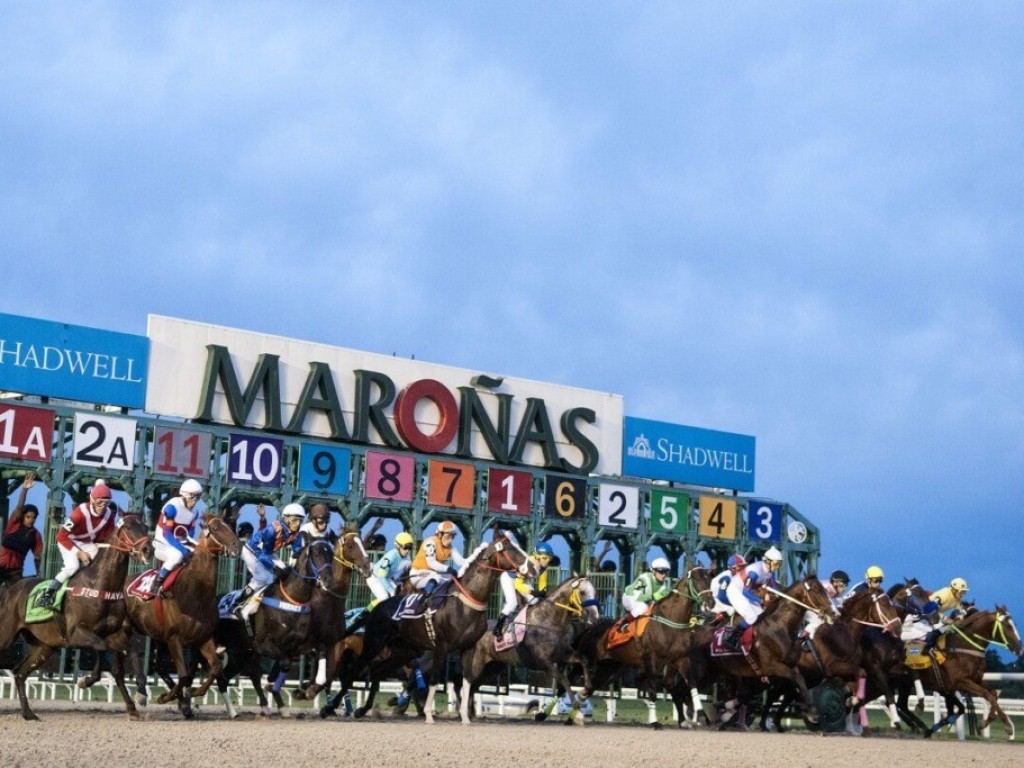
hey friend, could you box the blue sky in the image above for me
[2,4,1023,622]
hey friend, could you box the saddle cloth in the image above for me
[391,583,453,620]
[606,610,653,649]
[904,639,946,669]
[25,581,126,623]
[710,625,755,656]
[494,606,529,652]
[126,568,183,600]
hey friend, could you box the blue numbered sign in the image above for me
[298,443,352,494]
[748,501,782,543]
[228,433,284,487]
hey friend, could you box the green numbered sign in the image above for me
[649,488,689,534]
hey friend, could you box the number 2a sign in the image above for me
[598,483,638,529]
[72,412,137,471]
[698,495,737,540]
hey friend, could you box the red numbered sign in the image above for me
[364,451,416,502]
[153,426,211,478]
[427,460,476,509]
[487,468,533,516]
[0,403,54,461]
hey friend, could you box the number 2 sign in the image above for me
[598,483,638,529]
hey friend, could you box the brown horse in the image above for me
[905,606,1022,738]
[355,532,536,724]
[461,575,601,724]
[760,586,901,731]
[0,513,152,720]
[295,527,372,702]
[125,516,240,719]
[210,534,335,717]
[687,576,837,726]
[859,578,939,732]
[574,565,715,726]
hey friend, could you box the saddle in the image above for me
[25,580,126,623]
[391,582,453,621]
[710,625,755,656]
[494,606,529,652]
[904,638,946,669]
[606,609,653,649]
[126,568,183,600]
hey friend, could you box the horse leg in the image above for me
[159,639,194,719]
[110,649,142,720]
[788,668,819,724]
[268,659,291,717]
[13,642,55,720]
[458,647,482,725]
[958,679,1012,738]
[189,638,222,698]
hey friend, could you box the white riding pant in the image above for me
[622,595,650,618]
[711,595,735,617]
[499,571,519,616]
[901,618,932,643]
[409,568,450,592]
[55,542,99,584]
[366,574,396,603]
[241,547,275,590]
[153,538,187,572]
[727,588,763,626]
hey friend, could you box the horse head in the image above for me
[890,578,940,624]
[336,526,372,578]
[994,605,1023,658]
[488,531,537,578]
[841,587,900,636]
[200,516,242,557]
[794,574,838,622]
[680,565,715,613]
[302,538,336,591]
[113,513,154,563]
[570,576,601,625]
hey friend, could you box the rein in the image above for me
[950,612,1014,652]
[764,582,829,617]
[851,593,901,632]
[333,531,364,570]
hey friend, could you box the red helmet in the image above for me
[728,554,746,569]
[90,481,112,501]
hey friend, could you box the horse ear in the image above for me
[572,570,579,578]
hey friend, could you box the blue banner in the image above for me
[623,416,756,491]
[0,313,149,409]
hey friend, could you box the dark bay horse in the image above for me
[574,566,715,726]
[212,535,335,717]
[760,587,901,732]
[126,516,240,719]
[686,576,837,726]
[354,533,536,724]
[859,578,939,732]
[0,513,152,720]
[295,527,372,702]
[461,575,601,724]
[904,606,1022,738]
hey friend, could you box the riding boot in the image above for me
[493,613,509,638]
[232,585,257,618]
[922,629,940,655]
[146,573,166,599]
[724,623,746,651]
[36,580,60,609]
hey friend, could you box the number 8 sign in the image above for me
[364,451,415,502]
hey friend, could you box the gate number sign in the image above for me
[298,443,352,494]
[486,468,533,516]
[597,482,639,529]
[364,450,415,502]
[0,403,54,461]
[698,495,737,540]
[649,488,689,535]
[72,412,137,471]
[228,433,284,487]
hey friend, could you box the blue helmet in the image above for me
[533,542,555,557]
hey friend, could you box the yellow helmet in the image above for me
[950,577,968,593]
[865,565,884,580]
[395,531,414,548]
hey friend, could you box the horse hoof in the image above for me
[22,712,40,722]
[127,710,142,721]
[649,721,664,730]
[354,707,368,719]
[534,712,548,722]
[134,693,148,707]
[319,707,335,719]
[77,678,89,690]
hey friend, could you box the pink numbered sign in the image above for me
[364,451,416,502]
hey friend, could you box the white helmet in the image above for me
[651,557,671,571]
[764,547,783,562]
[179,479,203,498]
[281,503,306,520]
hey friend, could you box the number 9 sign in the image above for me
[298,443,352,494]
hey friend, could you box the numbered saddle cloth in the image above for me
[904,639,946,669]
[494,606,529,652]
[710,625,755,656]
[126,568,183,600]
[606,610,653,649]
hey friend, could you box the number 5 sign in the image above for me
[649,489,689,535]
[598,483,638,529]
[698,495,737,540]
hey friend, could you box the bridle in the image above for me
[333,531,367,571]
[950,610,1022,654]
[849,590,901,633]
[764,578,835,619]
[107,515,151,559]
[552,578,600,618]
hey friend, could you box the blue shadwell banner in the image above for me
[0,313,149,408]
[623,416,756,491]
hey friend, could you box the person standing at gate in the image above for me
[37,479,118,608]
[0,472,44,586]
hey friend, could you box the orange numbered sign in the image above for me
[426,460,476,509]
[698,495,737,540]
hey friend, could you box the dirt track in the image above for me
[1,701,1022,768]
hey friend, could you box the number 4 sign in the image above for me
[698,495,737,540]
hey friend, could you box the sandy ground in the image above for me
[1,701,1022,768]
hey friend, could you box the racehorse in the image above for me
[353,532,536,724]
[900,606,1022,739]
[0,513,152,720]
[125,516,241,719]
[759,587,901,732]
[461,575,601,724]
[574,565,715,726]
[858,578,939,732]
[686,575,837,727]
[294,527,372,702]
[211,534,335,717]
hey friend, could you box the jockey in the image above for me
[366,531,415,609]
[723,546,783,649]
[38,480,118,608]
[300,503,338,545]
[709,554,746,620]
[409,520,466,594]
[804,569,850,638]
[621,557,673,621]
[146,479,205,598]
[923,577,970,654]
[495,540,554,637]
[850,565,884,595]
[233,503,306,620]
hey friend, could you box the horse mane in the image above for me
[839,587,875,617]
[459,540,491,575]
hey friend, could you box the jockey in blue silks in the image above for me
[233,503,306,620]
